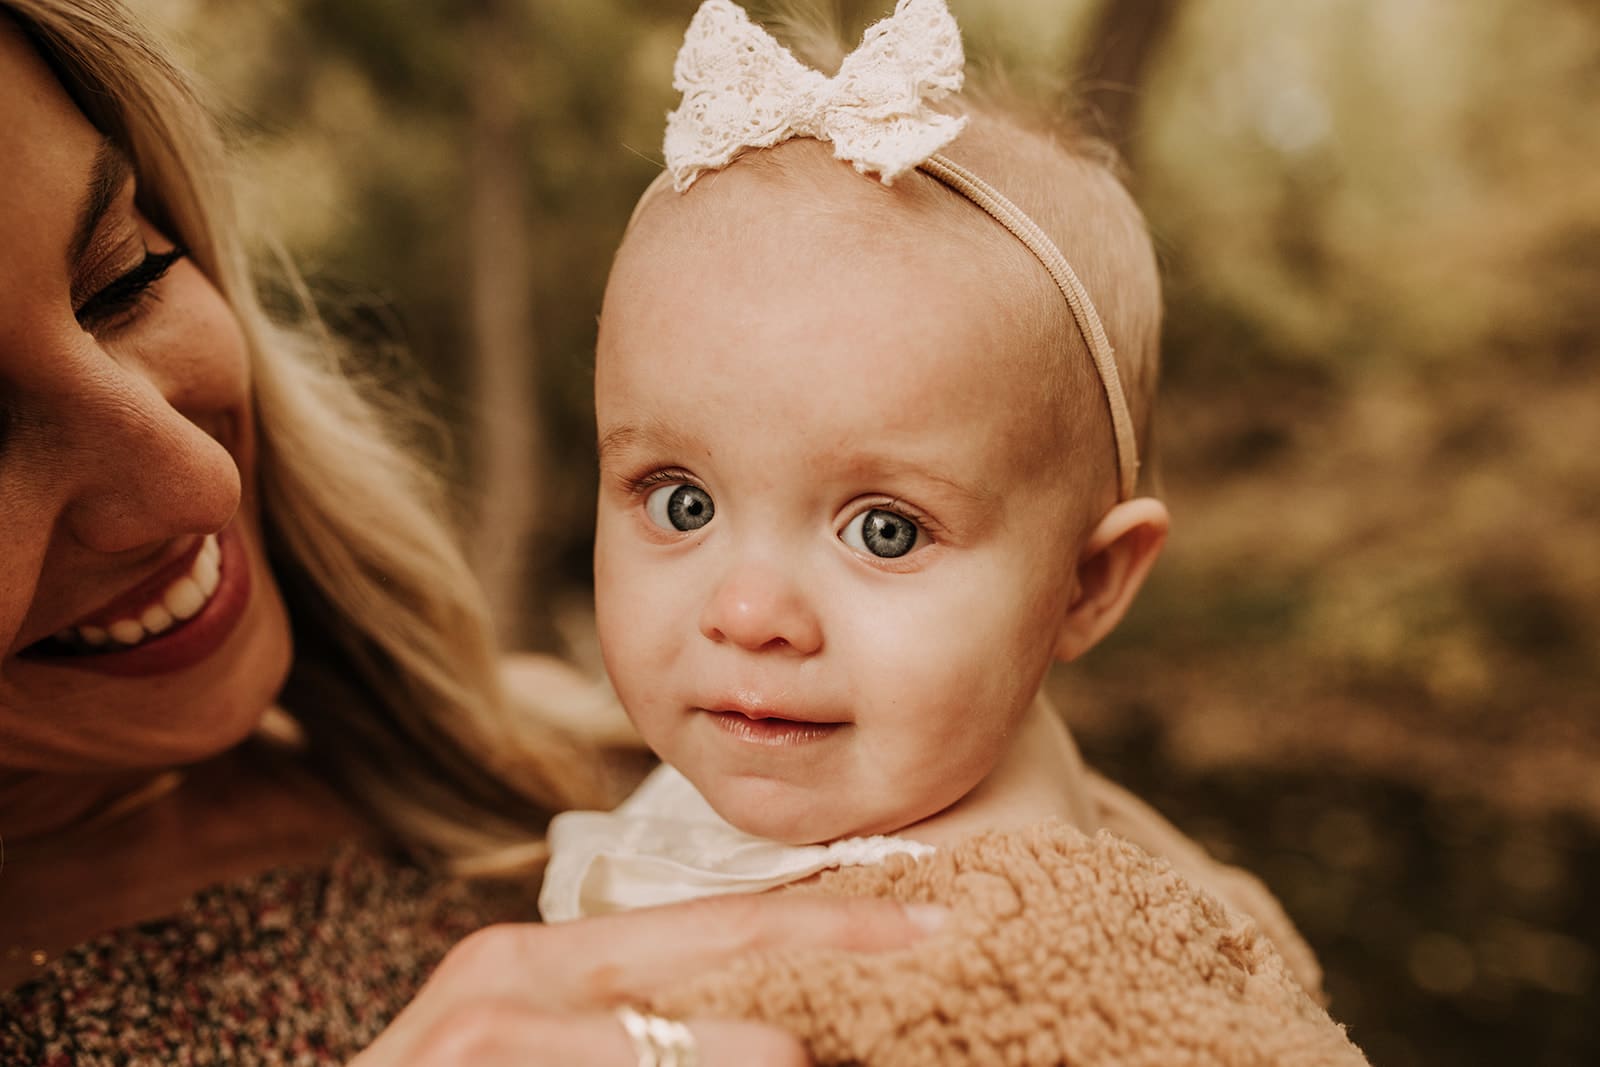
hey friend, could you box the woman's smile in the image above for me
[20,523,254,678]
[52,534,218,646]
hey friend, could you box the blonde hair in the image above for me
[7,0,605,875]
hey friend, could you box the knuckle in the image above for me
[794,894,909,952]
[437,922,538,979]
[835,899,891,949]
[712,893,779,953]
[697,892,903,954]
[412,999,524,1061]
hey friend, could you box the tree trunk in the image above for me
[1075,0,1183,163]
[465,0,544,647]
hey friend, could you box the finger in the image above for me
[396,894,947,1032]
[353,999,614,1066]
[354,1006,810,1067]
[538,894,948,1007]
[688,1018,813,1067]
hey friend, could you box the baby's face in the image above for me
[594,168,1085,844]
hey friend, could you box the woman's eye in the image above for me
[644,483,715,532]
[75,246,186,330]
[842,508,921,559]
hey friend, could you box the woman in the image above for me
[0,2,936,1062]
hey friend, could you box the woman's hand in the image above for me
[351,892,944,1065]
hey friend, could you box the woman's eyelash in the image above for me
[75,246,187,328]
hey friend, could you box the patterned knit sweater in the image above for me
[0,844,532,1066]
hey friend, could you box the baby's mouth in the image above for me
[705,708,846,746]
[27,534,222,657]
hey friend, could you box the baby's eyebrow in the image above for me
[597,424,645,462]
[70,138,134,266]
[598,421,698,464]
[837,454,998,511]
[898,471,994,510]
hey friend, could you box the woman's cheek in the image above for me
[149,266,252,407]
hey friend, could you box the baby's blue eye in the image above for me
[645,483,714,531]
[842,508,920,558]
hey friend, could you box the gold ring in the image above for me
[616,1005,700,1067]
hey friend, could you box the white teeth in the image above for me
[70,534,223,650]
[164,577,207,621]
[109,619,145,645]
[195,551,220,598]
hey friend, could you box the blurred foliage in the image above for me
[147,0,1598,1062]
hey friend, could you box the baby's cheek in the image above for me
[594,553,682,690]
[591,530,636,629]
[895,602,1051,730]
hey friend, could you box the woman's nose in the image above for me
[59,370,241,555]
[698,558,823,654]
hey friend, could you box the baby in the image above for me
[542,0,1179,922]
[527,8,1362,1061]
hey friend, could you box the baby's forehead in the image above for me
[615,174,1051,376]
[616,155,1055,375]
[625,140,1031,276]
[602,139,1088,475]
[605,233,1067,481]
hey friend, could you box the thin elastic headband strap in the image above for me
[627,156,1141,500]
[919,153,1139,500]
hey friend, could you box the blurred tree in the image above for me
[464,0,544,645]
[1075,0,1181,158]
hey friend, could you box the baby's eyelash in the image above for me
[76,246,186,329]
[615,467,698,496]
[867,497,942,540]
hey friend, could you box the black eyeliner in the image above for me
[75,245,186,327]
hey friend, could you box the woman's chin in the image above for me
[1,522,293,775]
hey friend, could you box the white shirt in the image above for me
[539,764,935,921]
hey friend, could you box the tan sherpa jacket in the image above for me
[652,817,1369,1066]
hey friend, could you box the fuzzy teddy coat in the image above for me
[652,820,1368,1066]
[646,763,1368,1067]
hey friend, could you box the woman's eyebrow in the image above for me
[69,138,134,264]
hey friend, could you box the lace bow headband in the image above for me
[654,0,1139,499]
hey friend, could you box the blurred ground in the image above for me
[154,0,1600,1063]
[1073,722,1600,1067]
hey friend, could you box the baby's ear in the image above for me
[1054,497,1170,663]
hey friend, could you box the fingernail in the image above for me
[905,903,950,935]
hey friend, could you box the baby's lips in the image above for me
[702,699,846,725]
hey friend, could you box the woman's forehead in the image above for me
[0,22,108,258]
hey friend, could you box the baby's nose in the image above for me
[698,560,822,654]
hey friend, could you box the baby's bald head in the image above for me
[608,114,1160,537]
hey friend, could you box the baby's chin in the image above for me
[706,780,927,846]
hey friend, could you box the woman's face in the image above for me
[0,24,289,775]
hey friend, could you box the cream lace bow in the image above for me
[664,0,969,191]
